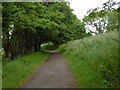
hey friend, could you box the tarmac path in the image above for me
[20,50,77,88]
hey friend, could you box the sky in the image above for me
[67,0,119,20]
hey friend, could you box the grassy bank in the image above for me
[2,52,49,88]
[58,31,119,88]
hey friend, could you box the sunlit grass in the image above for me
[58,31,119,88]
[2,52,49,88]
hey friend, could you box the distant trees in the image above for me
[2,2,87,60]
[83,0,119,35]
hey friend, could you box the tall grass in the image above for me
[58,31,119,88]
[2,52,48,88]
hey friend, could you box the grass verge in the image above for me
[2,51,49,88]
[58,31,119,88]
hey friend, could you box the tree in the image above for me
[2,2,87,60]
[106,9,119,31]
[83,0,118,35]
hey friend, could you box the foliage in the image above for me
[2,2,87,60]
[83,0,119,35]
[106,10,119,31]
[58,31,119,88]
[2,51,48,88]
[40,42,57,53]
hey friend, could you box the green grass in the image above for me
[41,42,58,51]
[58,31,119,88]
[2,51,49,88]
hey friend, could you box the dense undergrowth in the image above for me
[2,52,48,88]
[58,31,119,88]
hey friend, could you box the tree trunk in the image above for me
[3,31,10,58]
